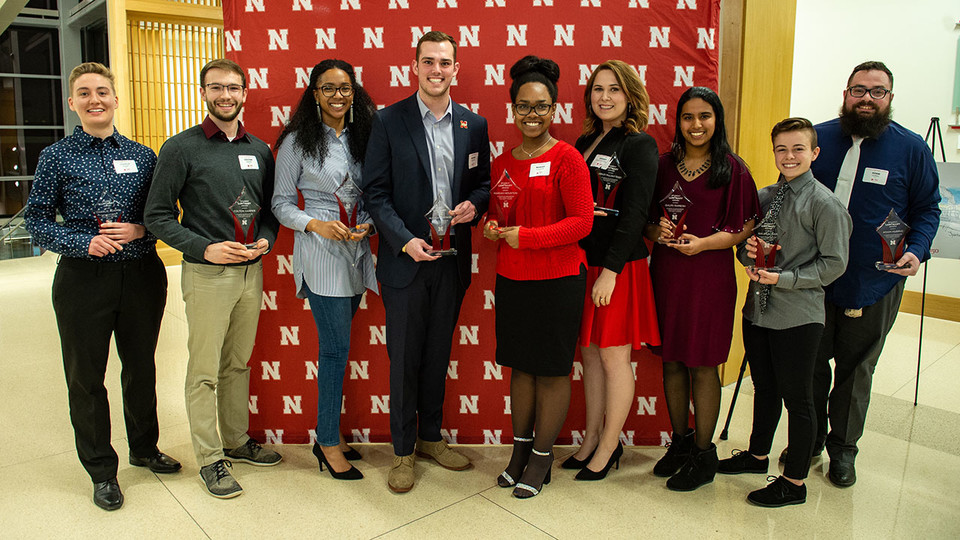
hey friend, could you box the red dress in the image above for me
[649,153,760,367]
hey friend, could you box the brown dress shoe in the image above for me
[415,437,471,471]
[388,454,416,493]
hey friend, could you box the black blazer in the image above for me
[576,128,659,272]
[361,93,491,289]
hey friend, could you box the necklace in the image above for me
[678,157,711,179]
[520,137,553,158]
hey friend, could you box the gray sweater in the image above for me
[145,121,278,264]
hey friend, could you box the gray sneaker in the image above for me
[224,437,282,466]
[199,460,242,499]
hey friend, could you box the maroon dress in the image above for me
[649,153,760,367]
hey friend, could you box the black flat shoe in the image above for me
[575,442,623,481]
[343,446,362,461]
[93,478,123,511]
[129,451,182,474]
[313,442,363,480]
[747,476,806,507]
[561,447,596,469]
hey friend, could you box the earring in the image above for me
[349,104,354,124]
[316,102,322,121]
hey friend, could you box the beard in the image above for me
[205,97,243,123]
[839,100,891,139]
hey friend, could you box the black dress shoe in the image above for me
[93,478,123,511]
[828,461,856,487]
[129,451,182,474]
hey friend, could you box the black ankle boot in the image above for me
[498,436,533,487]
[653,429,695,478]
[666,443,718,492]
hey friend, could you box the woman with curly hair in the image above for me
[271,59,377,480]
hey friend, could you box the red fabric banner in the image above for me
[223,0,720,445]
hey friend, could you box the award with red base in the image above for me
[875,208,910,270]
[490,169,521,230]
[592,152,624,217]
[94,195,123,226]
[659,181,692,244]
[425,193,457,257]
[334,174,364,270]
[750,217,781,273]
[229,186,260,248]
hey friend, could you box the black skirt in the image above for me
[495,268,587,377]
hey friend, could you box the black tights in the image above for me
[662,361,721,450]
[503,370,570,482]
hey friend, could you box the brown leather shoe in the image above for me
[415,437,471,471]
[388,454,415,493]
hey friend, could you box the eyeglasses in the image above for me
[318,85,354,97]
[846,85,891,99]
[513,103,554,116]
[204,83,244,95]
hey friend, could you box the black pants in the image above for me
[52,254,167,482]
[382,257,465,456]
[743,319,823,480]
[814,281,904,464]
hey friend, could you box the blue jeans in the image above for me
[304,284,362,446]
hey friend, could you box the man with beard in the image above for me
[145,58,281,499]
[802,61,940,487]
[361,31,490,493]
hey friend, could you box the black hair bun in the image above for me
[509,55,560,84]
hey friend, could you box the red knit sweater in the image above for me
[489,141,593,281]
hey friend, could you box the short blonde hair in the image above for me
[68,62,116,94]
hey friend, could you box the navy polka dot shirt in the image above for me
[25,126,158,261]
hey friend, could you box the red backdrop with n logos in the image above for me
[223,0,720,446]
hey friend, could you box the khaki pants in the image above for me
[182,260,262,467]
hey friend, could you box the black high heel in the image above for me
[498,436,533,487]
[560,447,596,469]
[513,449,553,499]
[312,442,363,480]
[342,445,362,461]
[575,442,623,481]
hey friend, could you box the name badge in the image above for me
[590,154,612,169]
[529,161,551,177]
[238,155,260,170]
[863,167,888,185]
[468,152,479,169]
[113,160,138,174]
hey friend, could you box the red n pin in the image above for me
[460,120,468,129]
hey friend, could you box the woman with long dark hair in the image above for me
[271,59,377,480]
[563,60,660,480]
[645,86,760,491]
[484,56,593,498]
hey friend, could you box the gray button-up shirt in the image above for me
[737,170,852,329]
[416,92,455,210]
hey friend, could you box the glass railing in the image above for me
[0,207,41,260]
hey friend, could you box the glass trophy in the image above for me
[751,216,781,273]
[425,193,457,257]
[333,174,364,269]
[93,189,123,226]
[659,181,692,244]
[490,169,522,230]
[593,153,624,217]
[875,208,911,270]
[229,186,261,248]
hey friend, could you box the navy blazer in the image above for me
[361,93,491,289]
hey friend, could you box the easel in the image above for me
[914,117,947,406]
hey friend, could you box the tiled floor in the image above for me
[1,252,958,539]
